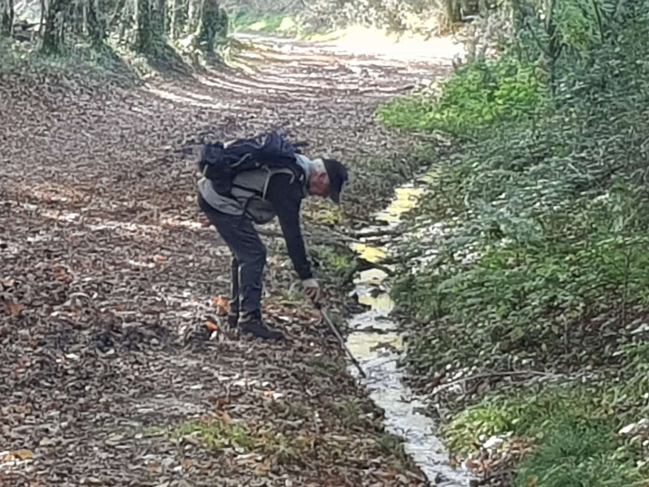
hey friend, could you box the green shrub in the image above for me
[441,385,646,487]
[232,12,298,35]
[379,3,649,486]
[442,385,606,452]
[442,402,515,455]
[377,56,549,137]
[390,46,649,375]
[515,418,644,487]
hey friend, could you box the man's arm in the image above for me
[265,174,313,281]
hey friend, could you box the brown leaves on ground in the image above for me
[204,320,219,333]
[1,298,24,316]
[2,449,35,461]
[212,295,229,315]
[0,35,449,486]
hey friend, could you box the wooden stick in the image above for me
[319,306,367,379]
[431,370,564,396]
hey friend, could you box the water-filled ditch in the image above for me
[346,184,474,487]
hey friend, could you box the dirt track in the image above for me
[0,35,453,486]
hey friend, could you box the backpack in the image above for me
[198,131,307,197]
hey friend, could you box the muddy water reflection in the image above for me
[347,185,473,486]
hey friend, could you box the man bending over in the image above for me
[197,137,348,341]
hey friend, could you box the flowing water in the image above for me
[347,184,474,486]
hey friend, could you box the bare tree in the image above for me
[187,0,200,36]
[42,0,72,52]
[151,0,165,36]
[87,0,105,44]
[169,0,188,39]
[1,0,14,36]
[134,0,152,51]
[194,0,225,54]
[39,0,46,33]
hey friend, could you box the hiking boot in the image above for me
[239,311,284,341]
[227,311,239,329]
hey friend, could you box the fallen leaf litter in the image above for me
[1,35,451,486]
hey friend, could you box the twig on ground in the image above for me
[349,228,400,239]
[431,370,565,396]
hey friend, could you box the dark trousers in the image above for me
[198,194,267,314]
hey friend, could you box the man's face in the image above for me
[308,165,331,198]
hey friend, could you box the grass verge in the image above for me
[376,4,649,484]
[441,383,649,486]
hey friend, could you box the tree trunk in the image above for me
[1,0,14,36]
[106,0,125,30]
[187,0,199,36]
[81,0,87,34]
[478,0,488,16]
[68,0,83,35]
[135,0,152,51]
[39,0,45,34]
[150,0,165,37]
[87,0,104,44]
[193,0,221,54]
[171,0,187,38]
[169,0,176,38]
[106,0,127,42]
[42,0,71,53]
[443,0,462,29]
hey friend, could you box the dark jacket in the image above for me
[198,164,312,281]
[263,172,312,280]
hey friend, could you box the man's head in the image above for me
[307,158,348,204]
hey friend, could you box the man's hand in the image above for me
[302,278,321,305]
